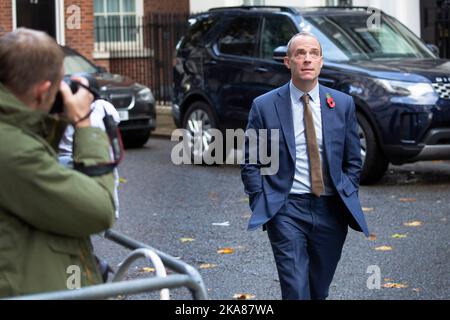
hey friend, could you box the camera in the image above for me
[50,73,100,114]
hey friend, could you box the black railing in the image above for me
[436,1,450,59]
[94,14,190,104]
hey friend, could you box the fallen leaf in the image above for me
[140,267,155,273]
[375,246,393,251]
[412,288,421,293]
[180,237,195,243]
[217,247,234,254]
[209,192,219,201]
[391,234,407,239]
[199,263,218,269]
[240,197,249,203]
[384,278,393,282]
[242,213,251,219]
[404,221,423,227]
[212,221,230,227]
[368,234,377,241]
[382,282,408,289]
[119,177,127,184]
[233,293,256,300]
[398,198,417,202]
[363,207,374,212]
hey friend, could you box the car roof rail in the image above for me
[208,6,298,15]
[304,6,374,11]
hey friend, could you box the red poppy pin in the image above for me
[326,93,336,109]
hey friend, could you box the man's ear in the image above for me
[284,56,291,70]
[34,80,52,108]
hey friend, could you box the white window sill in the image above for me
[93,51,110,59]
[93,48,154,59]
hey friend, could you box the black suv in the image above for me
[172,6,450,184]
[63,46,156,147]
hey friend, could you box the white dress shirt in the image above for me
[58,99,122,218]
[289,81,334,195]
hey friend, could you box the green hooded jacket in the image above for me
[0,83,116,298]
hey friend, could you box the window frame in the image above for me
[93,0,148,55]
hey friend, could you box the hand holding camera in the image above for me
[51,73,100,127]
[60,76,94,127]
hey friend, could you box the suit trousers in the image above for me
[266,193,348,300]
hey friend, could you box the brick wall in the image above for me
[110,58,152,88]
[0,0,13,36]
[144,0,189,14]
[95,59,110,72]
[64,0,94,60]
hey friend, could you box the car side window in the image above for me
[181,15,219,50]
[64,55,98,75]
[260,15,297,60]
[216,16,260,57]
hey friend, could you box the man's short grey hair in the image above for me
[0,28,63,95]
[286,31,323,57]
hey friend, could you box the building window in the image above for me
[94,0,138,43]
[326,0,352,6]
[242,0,265,5]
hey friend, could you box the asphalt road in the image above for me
[93,136,450,300]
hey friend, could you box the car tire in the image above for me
[357,112,389,185]
[182,101,225,165]
[122,129,151,149]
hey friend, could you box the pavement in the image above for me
[153,105,177,137]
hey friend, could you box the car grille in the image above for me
[432,82,450,100]
[108,93,135,109]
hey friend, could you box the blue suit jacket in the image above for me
[241,83,370,237]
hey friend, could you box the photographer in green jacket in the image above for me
[0,28,116,297]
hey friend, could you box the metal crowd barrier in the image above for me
[7,229,208,300]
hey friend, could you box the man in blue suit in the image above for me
[241,32,370,300]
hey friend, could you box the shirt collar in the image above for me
[289,81,320,104]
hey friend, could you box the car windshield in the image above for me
[64,54,98,75]
[300,12,435,62]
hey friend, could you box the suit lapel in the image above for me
[319,85,333,166]
[274,83,296,162]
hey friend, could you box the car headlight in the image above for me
[137,87,154,102]
[376,79,439,105]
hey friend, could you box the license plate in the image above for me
[118,110,129,121]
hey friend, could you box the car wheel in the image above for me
[357,113,389,185]
[122,129,151,149]
[182,101,223,164]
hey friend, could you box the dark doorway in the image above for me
[421,0,450,58]
[16,0,56,38]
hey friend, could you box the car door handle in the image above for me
[205,60,217,65]
[254,67,268,73]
